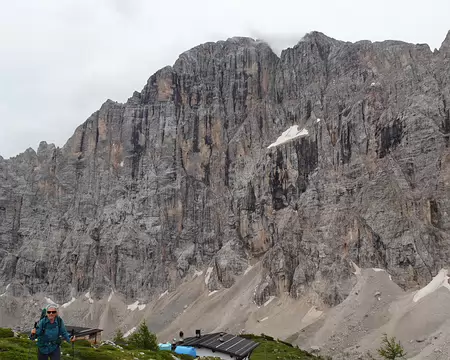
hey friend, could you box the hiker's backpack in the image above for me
[39,308,46,321]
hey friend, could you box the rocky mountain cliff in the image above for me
[1,31,450,310]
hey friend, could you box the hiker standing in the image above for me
[31,304,76,360]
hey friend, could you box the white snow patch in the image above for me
[61,297,76,308]
[260,317,269,322]
[159,290,168,299]
[351,261,361,276]
[108,291,114,302]
[205,267,213,285]
[0,284,10,297]
[127,301,146,311]
[264,296,276,307]
[244,265,253,275]
[127,301,139,311]
[208,290,218,297]
[316,118,321,123]
[84,292,94,304]
[124,327,136,338]
[193,270,203,278]
[267,125,309,149]
[45,297,58,306]
[413,269,450,303]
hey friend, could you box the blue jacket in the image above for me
[34,317,71,354]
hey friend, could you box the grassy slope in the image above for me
[243,334,330,360]
[0,330,330,360]
[0,337,179,360]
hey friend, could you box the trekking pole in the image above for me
[28,322,37,360]
[71,329,75,359]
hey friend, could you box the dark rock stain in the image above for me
[193,114,200,152]
[269,149,287,210]
[131,118,144,180]
[294,139,319,193]
[340,123,352,164]
[306,100,312,119]
[377,118,403,158]
[429,199,441,228]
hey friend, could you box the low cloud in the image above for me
[249,30,306,56]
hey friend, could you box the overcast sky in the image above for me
[1,0,449,158]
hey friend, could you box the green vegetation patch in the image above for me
[0,328,14,338]
[242,334,331,360]
[0,328,332,360]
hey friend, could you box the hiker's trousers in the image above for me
[38,346,61,360]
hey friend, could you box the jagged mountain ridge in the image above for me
[1,31,450,311]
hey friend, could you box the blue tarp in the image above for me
[158,343,172,351]
[175,345,197,357]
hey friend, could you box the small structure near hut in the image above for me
[65,326,102,344]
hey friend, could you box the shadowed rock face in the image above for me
[1,31,450,308]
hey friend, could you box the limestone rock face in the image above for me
[1,32,450,308]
